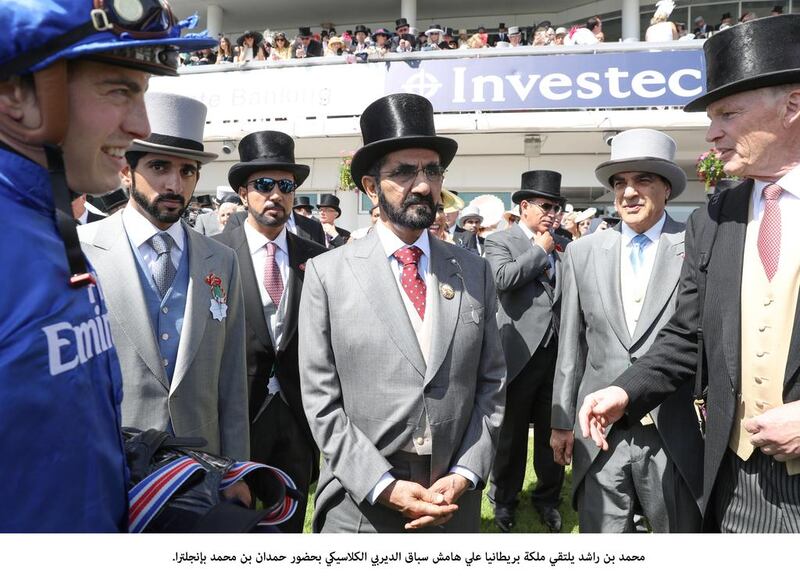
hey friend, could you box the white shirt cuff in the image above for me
[366,472,396,505]
[449,466,479,489]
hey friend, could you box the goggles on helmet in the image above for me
[89,0,177,39]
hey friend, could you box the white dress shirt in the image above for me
[285,211,298,236]
[620,213,666,336]
[122,204,185,278]
[244,221,290,397]
[751,165,800,225]
[367,221,478,504]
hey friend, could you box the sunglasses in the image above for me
[247,177,297,194]
[91,0,176,38]
[530,201,562,214]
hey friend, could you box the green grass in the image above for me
[302,435,579,533]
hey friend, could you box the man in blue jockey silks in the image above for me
[0,0,216,531]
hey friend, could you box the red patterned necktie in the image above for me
[263,242,284,305]
[758,183,783,281]
[393,245,426,320]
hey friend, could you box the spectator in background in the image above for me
[771,5,784,16]
[391,17,410,50]
[441,28,457,49]
[574,207,597,238]
[693,15,714,38]
[646,0,679,42]
[458,29,470,47]
[352,25,372,53]
[739,11,757,23]
[554,27,567,45]
[532,26,550,46]
[217,201,241,228]
[293,27,323,58]
[466,33,487,49]
[507,26,523,47]
[422,25,444,51]
[719,12,733,31]
[236,30,260,62]
[325,36,345,57]
[218,36,235,62]
[369,28,391,56]
[293,195,314,218]
[317,194,350,247]
[271,32,291,60]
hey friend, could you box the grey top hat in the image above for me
[129,92,218,163]
[595,129,686,198]
[508,26,520,35]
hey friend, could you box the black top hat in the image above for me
[90,188,128,213]
[293,195,313,209]
[298,26,312,37]
[316,193,342,216]
[350,94,458,190]
[228,131,310,191]
[512,170,565,205]
[685,15,800,112]
[354,24,368,35]
[395,18,409,30]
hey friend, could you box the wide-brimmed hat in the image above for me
[685,15,800,112]
[228,131,310,191]
[425,25,444,35]
[317,193,342,216]
[351,93,458,190]
[594,128,686,198]
[441,188,464,212]
[574,207,597,223]
[293,195,314,210]
[372,27,391,40]
[395,18,410,30]
[328,36,344,46]
[237,30,263,46]
[128,92,217,163]
[508,26,521,35]
[512,170,565,205]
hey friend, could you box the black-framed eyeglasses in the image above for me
[530,201,561,214]
[381,164,447,185]
[247,177,297,194]
[90,0,176,38]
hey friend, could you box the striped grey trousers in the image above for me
[714,449,800,533]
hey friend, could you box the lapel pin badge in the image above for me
[440,283,455,300]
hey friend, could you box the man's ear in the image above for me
[238,187,248,208]
[783,87,800,128]
[361,175,379,206]
[119,166,133,190]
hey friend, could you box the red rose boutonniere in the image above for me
[205,273,228,321]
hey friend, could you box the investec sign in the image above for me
[385,50,705,110]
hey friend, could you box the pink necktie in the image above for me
[263,242,284,305]
[393,245,426,320]
[758,183,783,281]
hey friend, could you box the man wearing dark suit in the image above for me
[580,15,800,533]
[454,205,485,255]
[292,26,324,58]
[551,129,702,532]
[300,94,505,533]
[317,193,350,248]
[215,130,326,532]
[224,197,325,245]
[484,170,570,533]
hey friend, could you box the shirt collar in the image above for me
[122,204,185,251]
[376,220,430,259]
[754,164,800,200]
[517,220,536,240]
[620,212,666,246]
[244,219,288,256]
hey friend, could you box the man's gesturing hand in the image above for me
[578,386,629,451]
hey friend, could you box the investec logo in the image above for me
[400,63,702,104]
[42,283,115,376]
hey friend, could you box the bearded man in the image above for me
[298,93,506,532]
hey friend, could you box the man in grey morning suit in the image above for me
[299,93,506,532]
[484,170,570,533]
[551,129,702,532]
[580,15,800,532]
[79,92,250,506]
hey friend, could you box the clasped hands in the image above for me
[378,473,470,530]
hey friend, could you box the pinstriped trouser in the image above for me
[714,448,800,533]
